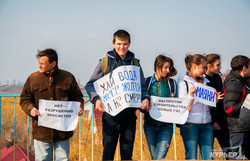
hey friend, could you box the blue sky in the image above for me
[1,0,250,85]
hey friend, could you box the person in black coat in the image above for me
[223,55,250,160]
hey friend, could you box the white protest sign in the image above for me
[150,96,192,124]
[94,65,141,116]
[38,99,80,131]
[194,83,216,107]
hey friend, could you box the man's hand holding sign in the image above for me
[37,99,83,131]
[94,65,150,116]
[30,106,83,117]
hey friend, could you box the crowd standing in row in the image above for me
[20,29,250,160]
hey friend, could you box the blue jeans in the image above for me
[180,123,213,160]
[34,139,69,161]
[144,123,173,160]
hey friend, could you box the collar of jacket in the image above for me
[107,49,135,61]
[151,73,168,84]
[204,73,220,81]
[43,66,59,77]
[227,70,244,82]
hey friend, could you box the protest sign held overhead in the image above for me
[150,96,192,124]
[94,65,141,116]
[194,83,216,107]
[38,99,80,131]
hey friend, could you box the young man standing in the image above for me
[85,30,150,160]
[205,54,230,153]
[224,55,250,159]
[20,48,84,161]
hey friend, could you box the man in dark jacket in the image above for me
[85,30,150,160]
[20,49,84,161]
[223,55,250,159]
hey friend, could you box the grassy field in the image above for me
[0,97,224,160]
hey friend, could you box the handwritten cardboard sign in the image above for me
[194,83,216,107]
[38,99,80,131]
[150,96,192,124]
[94,65,141,116]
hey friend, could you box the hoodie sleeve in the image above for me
[85,60,103,104]
[139,65,150,102]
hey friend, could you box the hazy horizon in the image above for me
[1,0,250,85]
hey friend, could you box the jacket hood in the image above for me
[106,49,135,61]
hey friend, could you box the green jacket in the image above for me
[143,74,178,126]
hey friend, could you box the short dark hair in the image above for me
[36,48,58,65]
[154,54,177,77]
[231,55,249,72]
[113,29,131,44]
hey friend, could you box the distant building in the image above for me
[1,145,35,161]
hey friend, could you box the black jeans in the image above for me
[214,130,231,159]
[102,109,137,160]
[214,130,230,149]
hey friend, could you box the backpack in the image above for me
[184,80,189,94]
[101,56,139,75]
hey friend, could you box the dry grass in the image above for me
[1,97,224,160]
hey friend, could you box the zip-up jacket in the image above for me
[142,74,177,126]
[85,49,150,119]
[177,75,211,124]
[223,70,250,132]
[20,67,84,142]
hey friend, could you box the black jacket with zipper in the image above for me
[223,70,250,132]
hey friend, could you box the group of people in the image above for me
[20,29,250,160]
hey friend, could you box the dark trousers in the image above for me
[214,130,231,159]
[214,130,231,149]
[229,131,250,160]
[102,110,137,160]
